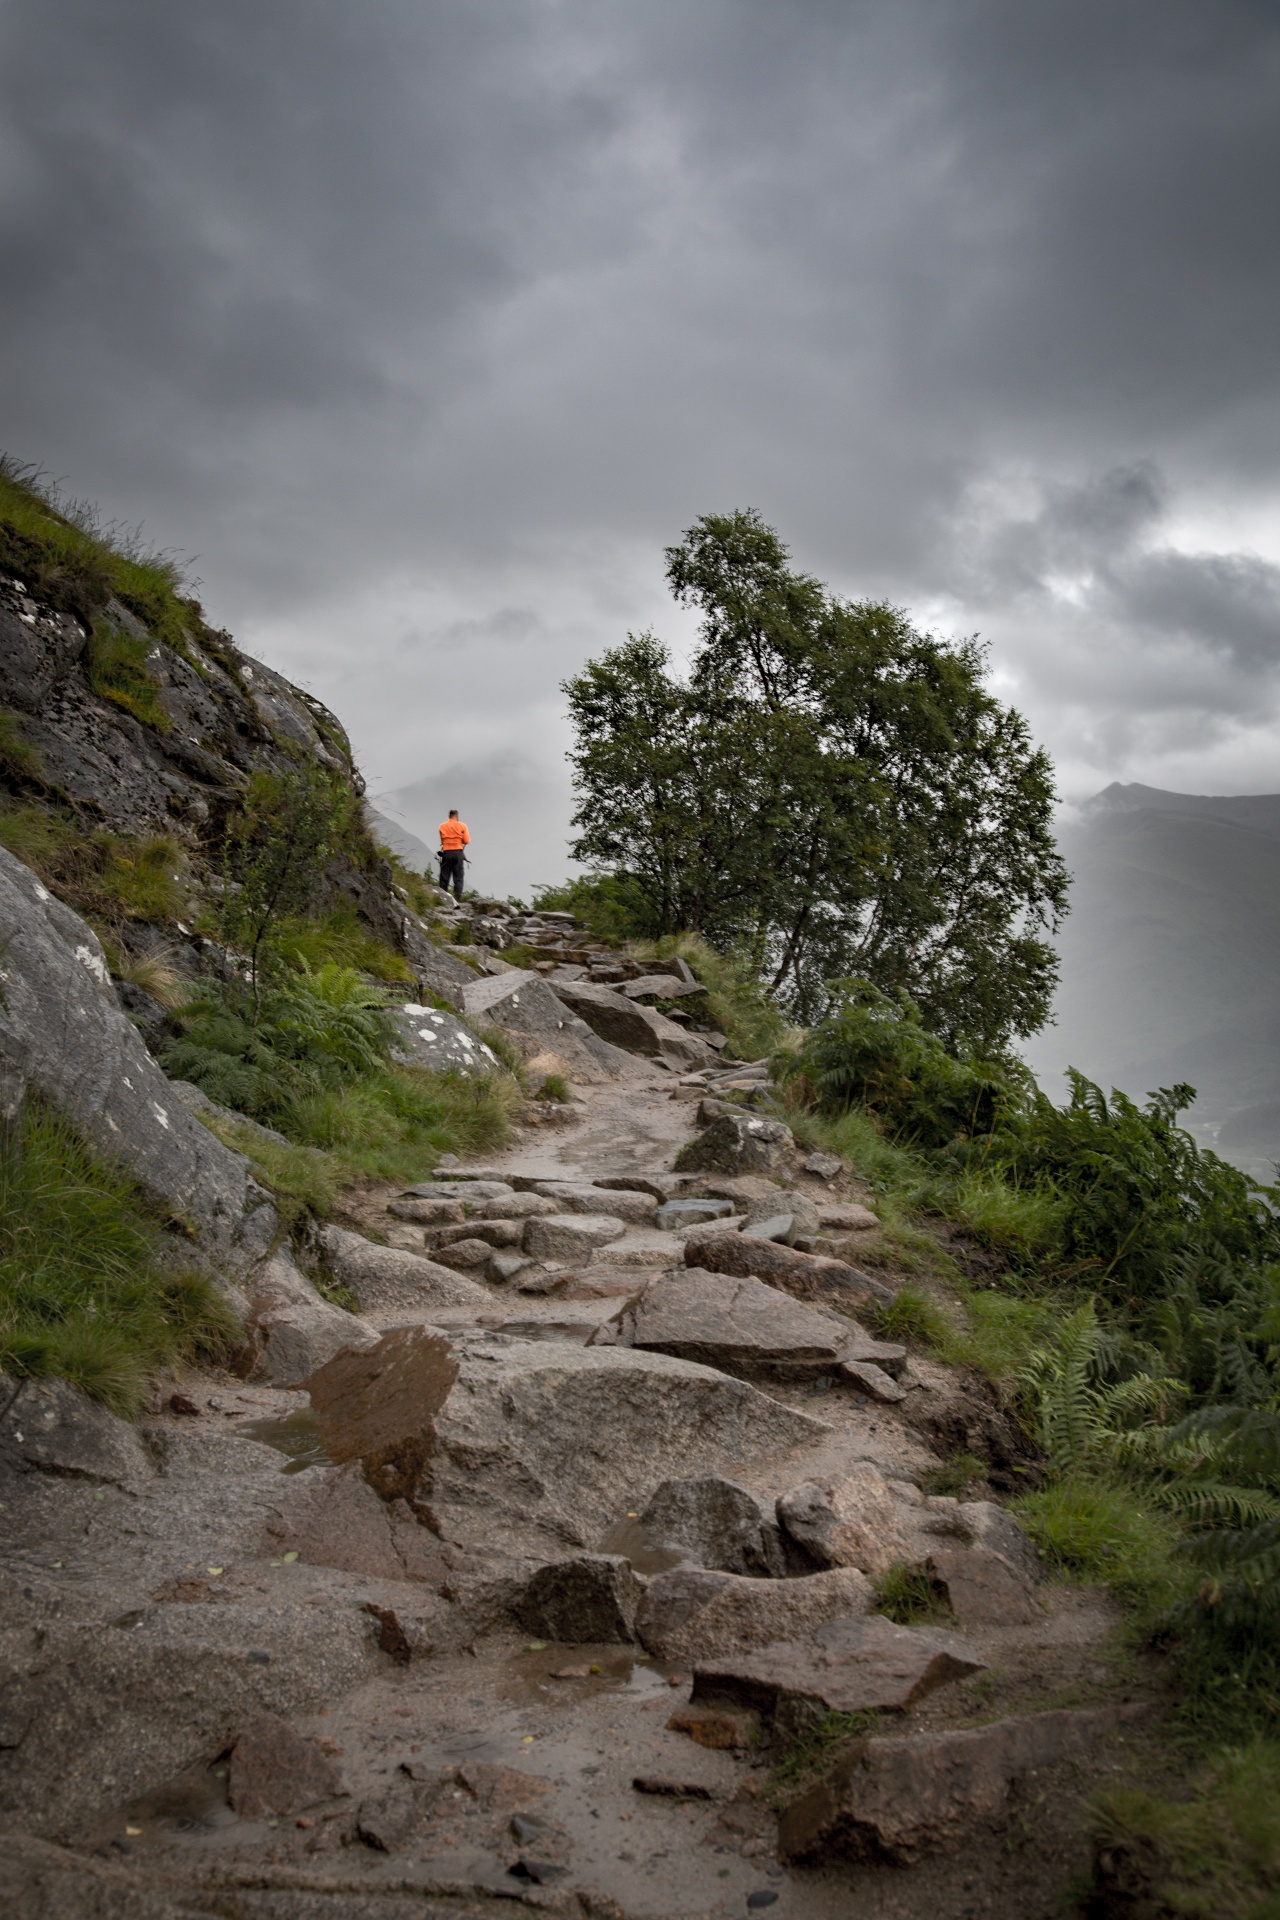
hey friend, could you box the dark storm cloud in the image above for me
[1,0,1278,877]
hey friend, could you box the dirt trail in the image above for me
[0,1073,1161,1920]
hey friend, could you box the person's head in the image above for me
[448,808,458,819]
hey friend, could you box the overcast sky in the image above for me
[2,0,1279,896]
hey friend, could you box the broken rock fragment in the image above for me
[228,1712,343,1819]
[925,1547,1041,1626]
[513,1554,645,1643]
[523,1212,627,1262]
[776,1466,913,1577]
[689,1230,892,1311]
[638,1474,787,1577]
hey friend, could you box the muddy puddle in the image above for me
[236,1408,330,1473]
[597,1513,690,1576]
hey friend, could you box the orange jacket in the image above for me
[438,819,470,851]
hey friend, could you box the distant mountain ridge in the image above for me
[1025,782,1280,1174]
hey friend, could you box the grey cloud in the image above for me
[1,0,1279,884]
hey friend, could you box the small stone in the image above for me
[488,1249,535,1285]
[803,1153,845,1181]
[839,1360,907,1404]
[691,1615,984,1726]
[228,1714,342,1818]
[387,1197,466,1224]
[740,1214,797,1245]
[689,1232,892,1310]
[632,1775,716,1798]
[638,1566,873,1663]
[513,1554,645,1644]
[655,1197,736,1230]
[667,1705,760,1749]
[924,1547,1040,1626]
[817,1203,879,1231]
[433,1237,495,1270]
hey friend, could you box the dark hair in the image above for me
[448,808,458,817]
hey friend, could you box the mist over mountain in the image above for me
[1024,783,1280,1176]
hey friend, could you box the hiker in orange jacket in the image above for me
[438,809,470,901]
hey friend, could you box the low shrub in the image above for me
[85,617,170,730]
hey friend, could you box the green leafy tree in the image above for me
[563,509,1069,1049]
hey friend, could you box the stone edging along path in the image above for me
[0,1066,1160,1920]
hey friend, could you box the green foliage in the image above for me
[873,1563,951,1624]
[0,1101,238,1413]
[195,1111,344,1234]
[637,930,788,1061]
[536,1073,571,1103]
[85,617,170,730]
[563,508,1068,1049]
[161,966,394,1123]
[1014,1474,1183,1605]
[785,978,1022,1146]
[0,803,188,928]
[1088,1739,1280,1916]
[0,710,42,785]
[219,766,357,1001]
[869,1284,952,1350]
[271,905,413,983]
[167,967,517,1194]
[532,873,657,944]
[921,1453,990,1497]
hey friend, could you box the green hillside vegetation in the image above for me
[780,979,1280,1912]
[0,467,521,1404]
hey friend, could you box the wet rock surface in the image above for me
[0,1040,1154,1918]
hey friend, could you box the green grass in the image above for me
[536,1073,571,1103]
[1013,1472,1184,1607]
[283,1065,516,1184]
[872,1563,951,1625]
[922,1452,990,1496]
[947,1168,1067,1258]
[195,1112,345,1235]
[0,455,200,656]
[271,906,414,983]
[0,802,188,928]
[85,618,170,731]
[0,1101,239,1413]
[869,1283,952,1350]
[1088,1740,1280,1917]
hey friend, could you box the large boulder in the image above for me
[426,1338,829,1566]
[777,1706,1144,1865]
[604,1268,850,1379]
[0,846,273,1276]
[548,978,718,1072]
[637,1565,873,1662]
[675,1112,794,1177]
[388,1003,500,1076]
[461,971,647,1082]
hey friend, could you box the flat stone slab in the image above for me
[531,1182,658,1224]
[688,1231,893,1310]
[607,1269,850,1378]
[319,1226,491,1311]
[692,1614,985,1722]
[638,1566,873,1662]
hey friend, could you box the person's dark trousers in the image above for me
[440,849,465,900]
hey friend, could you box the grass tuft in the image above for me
[1013,1472,1183,1606]
[0,1100,239,1413]
[873,1563,951,1625]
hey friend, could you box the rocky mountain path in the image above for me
[1,1069,1165,1920]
